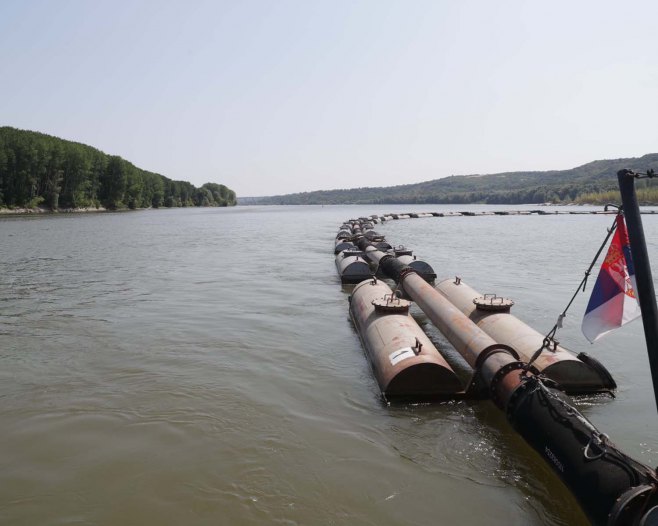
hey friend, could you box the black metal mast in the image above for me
[617,169,658,412]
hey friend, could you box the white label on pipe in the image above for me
[389,347,416,366]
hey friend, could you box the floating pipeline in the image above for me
[349,278,463,400]
[435,278,616,394]
[335,220,394,283]
[362,254,658,524]
[366,248,522,378]
[378,209,658,218]
[354,238,437,283]
[337,220,658,525]
[357,250,658,525]
[355,237,616,395]
[334,224,369,283]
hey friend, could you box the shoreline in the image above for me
[0,206,108,215]
[0,204,236,215]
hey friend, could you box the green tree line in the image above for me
[0,127,236,210]
[574,186,658,206]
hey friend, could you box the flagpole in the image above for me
[617,169,658,413]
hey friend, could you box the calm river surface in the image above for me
[2,204,658,526]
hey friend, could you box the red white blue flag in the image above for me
[582,214,641,343]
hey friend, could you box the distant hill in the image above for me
[0,127,236,210]
[245,154,658,205]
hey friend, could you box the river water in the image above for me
[1,204,658,526]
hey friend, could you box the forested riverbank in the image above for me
[247,154,658,206]
[0,127,236,211]
[574,187,658,205]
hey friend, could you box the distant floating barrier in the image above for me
[377,209,657,220]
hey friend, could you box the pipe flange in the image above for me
[608,485,655,526]
[474,344,519,370]
[399,267,417,281]
[489,361,538,409]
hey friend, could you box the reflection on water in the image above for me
[1,205,657,525]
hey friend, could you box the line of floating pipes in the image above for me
[334,215,658,526]
[335,216,616,396]
[376,209,658,219]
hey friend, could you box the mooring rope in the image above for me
[522,211,621,373]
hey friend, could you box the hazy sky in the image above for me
[2,1,657,197]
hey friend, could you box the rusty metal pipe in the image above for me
[355,238,510,368]
[355,238,518,377]
[436,278,616,393]
[398,269,658,525]
[403,272,515,370]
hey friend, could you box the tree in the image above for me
[100,156,127,209]
[0,127,237,210]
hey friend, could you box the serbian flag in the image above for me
[582,214,642,342]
